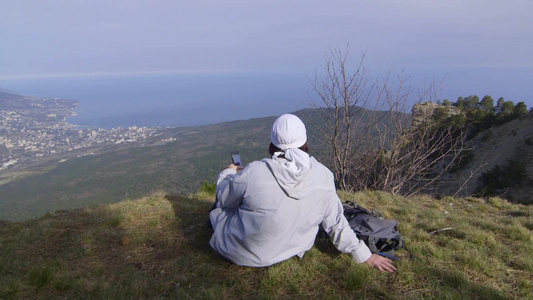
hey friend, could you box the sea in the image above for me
[0,72,311,129]
[5,67,531,130]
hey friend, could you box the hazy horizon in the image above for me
[1,1,532,115]
[2,67,532,129]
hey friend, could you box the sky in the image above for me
[1,0,533,107]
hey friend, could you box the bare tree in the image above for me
[373,113,468,196]
[307,46,473,197]
[306,46,378,190]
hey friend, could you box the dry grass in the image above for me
[1,191,532,299]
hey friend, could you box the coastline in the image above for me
[1,72,308,129]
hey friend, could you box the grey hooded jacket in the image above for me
[209,155,371,267]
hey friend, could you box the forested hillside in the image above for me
[0,116,275,221]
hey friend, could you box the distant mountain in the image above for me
[0,88,16,94]
[0,90,24,103]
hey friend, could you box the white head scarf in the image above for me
[270,114,311,172]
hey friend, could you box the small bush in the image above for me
[476,159,527,197]
[199,180,217,196]
[481,130,492,142]
[29,265,55,288]
[450,150,475,173]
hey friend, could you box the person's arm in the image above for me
[321,192,396,273]
[321,195,372,262]
[215,164,245,209]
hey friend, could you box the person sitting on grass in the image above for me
[209,114,396,273]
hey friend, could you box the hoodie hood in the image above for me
[263,155,316,200]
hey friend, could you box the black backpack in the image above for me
[343,201,404,259]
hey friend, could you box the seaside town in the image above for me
[0,92,174,171]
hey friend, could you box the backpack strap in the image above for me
[367,236,381,253]
[378,251,401,261]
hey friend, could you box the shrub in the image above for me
[199,180,217,196]
[480,130,492,142]
[450,150,475,173]
[476,159,527,197]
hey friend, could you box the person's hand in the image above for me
[365,254,397,273]
[227,164,244,172]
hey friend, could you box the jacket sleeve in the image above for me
[216,168,245,209]
[321,192,372,263]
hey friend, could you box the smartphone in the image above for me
[231,152,242,166]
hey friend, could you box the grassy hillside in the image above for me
[1,190,531,299]
[0,116,278,221]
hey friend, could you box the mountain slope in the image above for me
[439,113,533,202]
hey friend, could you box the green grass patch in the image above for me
[0,190,531,299]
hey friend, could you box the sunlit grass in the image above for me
[0,190,532,299]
